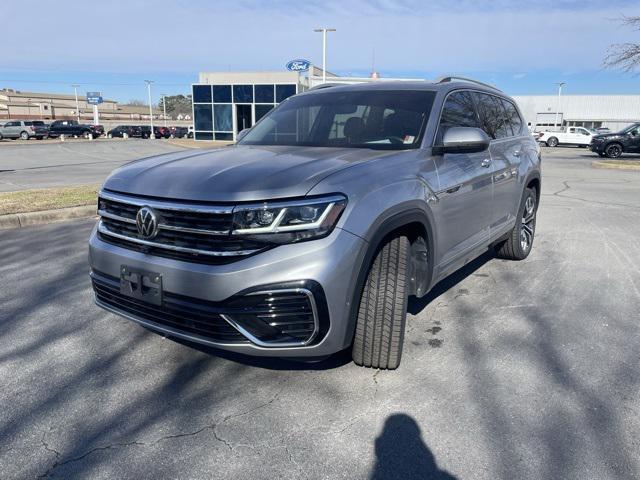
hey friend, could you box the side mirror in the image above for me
[439,127,490,154]
[236,128,251,142]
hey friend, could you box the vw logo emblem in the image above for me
[136,206,158,239]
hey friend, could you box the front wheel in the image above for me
[605,143,623,158]
[352,235,410,369]
[546,137,558,147]
[495,187,537,260]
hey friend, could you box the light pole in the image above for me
[161,93,168,127]
[72,84,80,123]
[313,28,336,84]
[145,80,155,138]
[554,82,566,131]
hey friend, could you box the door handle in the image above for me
[480,158,491,168]
[512,150,521,157]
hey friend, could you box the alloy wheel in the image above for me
[520,195,536,253]
[606,145,622,158]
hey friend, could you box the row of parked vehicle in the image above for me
[0,120,192,141]
[534,123,640,158]
[106,125,192,139]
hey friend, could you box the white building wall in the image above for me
[512,95,640,131]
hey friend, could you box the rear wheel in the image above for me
[352,235,410,370]
[107,133,113,139]
[546,137,558,147]
[605,143,623,158]
[495,187,537,260]
[20,131,29,140]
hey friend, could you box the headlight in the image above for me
[232,194,347,244]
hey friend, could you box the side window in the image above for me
[568,127,576,134]
[437,91,479,142]
[474,92,511,139]
[501,99,523,136]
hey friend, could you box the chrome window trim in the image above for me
[97,221,260,257]
[221,288,320,347]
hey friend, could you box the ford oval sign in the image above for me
[286,59,311,72]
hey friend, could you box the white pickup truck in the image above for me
[537,126,593,147]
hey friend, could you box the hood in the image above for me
[103,145,396,202]
[593,132,623,140]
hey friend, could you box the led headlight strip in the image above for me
[232,194,347,235]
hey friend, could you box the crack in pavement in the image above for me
[544,180,640,209]
[37,383,288,478]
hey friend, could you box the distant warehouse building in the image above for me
[512,95,640,132]
[0,88,165,121]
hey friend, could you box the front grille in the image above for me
[97,191,269,264]
[91,270,324,347]
[92,271,248,344]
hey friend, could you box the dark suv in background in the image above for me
[90,77,541,369]
[590,122,640,158]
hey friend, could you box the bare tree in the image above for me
[604,16,640,72]
[126,99,146,106]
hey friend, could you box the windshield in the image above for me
[239,89,436,150]
[619,124,639,134]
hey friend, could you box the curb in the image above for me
[592,160,640,171]
[0,204,97,230]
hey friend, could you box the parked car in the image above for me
[590,122,640,158]
[48,120,98,139]
[91,125,105,137]
[90,78,541,369]
[107,125,135,138]
[0,120,49,140]
[538,126,593,147]
[170,126,189,138]
[135,125,166,139]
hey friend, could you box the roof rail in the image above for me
[436,76,502,92]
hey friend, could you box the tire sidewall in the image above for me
[515,188,537,258]
[547,137,558,147]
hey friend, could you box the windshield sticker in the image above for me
[403,135,415,144]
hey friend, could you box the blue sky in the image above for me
[2,0,640,103]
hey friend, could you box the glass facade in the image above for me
[192,83,298,140]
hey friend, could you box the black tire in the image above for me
[546,137,558,147]
[352,235,410,370]
[495,187,537,260]
[598,152,605,157]
[605,143,623,159]
[20,131,29,140]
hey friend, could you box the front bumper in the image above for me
[89,224,367,357]
[590,141,606,153]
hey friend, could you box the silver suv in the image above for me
[89,77,541,369]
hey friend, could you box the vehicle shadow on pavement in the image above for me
[408,251,494,316]
[370,414,457,480]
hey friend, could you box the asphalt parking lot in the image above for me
[1,147,639,479]
[0,139,188,192]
